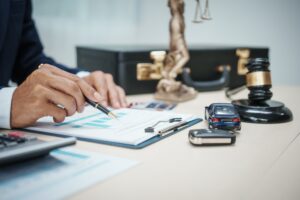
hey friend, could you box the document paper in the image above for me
[0,148,138,200]
[26,106,197,145]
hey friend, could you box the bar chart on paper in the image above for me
[54,111,127,129]
[26,106,198,146]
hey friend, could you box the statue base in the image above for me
[154,80,197,102]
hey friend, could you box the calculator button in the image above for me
[0,135,14,141]
[16,138,27,143]
[8,131,25,138]
[4,141,18,147]
[24,135,37,141]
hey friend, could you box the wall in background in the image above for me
[32,0,300,85]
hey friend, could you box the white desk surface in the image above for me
[37,86,300,200]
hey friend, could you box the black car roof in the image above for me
[209,103,238,116]
[210,103,234,108]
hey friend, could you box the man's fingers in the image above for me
[105,74,121,108]
[43,87,77,116]
[43,103,67,123]
[90,71,108,106]
[42,73,85,112]
[76,78,103,103]
[83,71,128,108]
[117,86,128,107]
[40,64,103,103]
[40,64,79,81]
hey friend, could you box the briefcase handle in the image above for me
[181,65,230,91]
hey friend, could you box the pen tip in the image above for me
[109,112,118,120]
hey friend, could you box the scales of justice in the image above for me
[137,0,212,102]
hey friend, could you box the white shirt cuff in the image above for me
[76,71,90,78]
[0,87,17,129]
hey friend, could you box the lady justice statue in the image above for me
[137,0,212,102]
[155,0,197,102]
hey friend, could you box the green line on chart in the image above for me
[54,113,102,127]
[84,123,110,128]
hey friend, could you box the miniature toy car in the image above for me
[205,103,241,131]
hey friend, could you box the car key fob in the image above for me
[189,129,236,146]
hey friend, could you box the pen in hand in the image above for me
[85,98,118,120]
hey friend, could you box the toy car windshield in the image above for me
[214,106,236,115]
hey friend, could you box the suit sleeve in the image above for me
[0,87,16,128]
[11,0,79,85]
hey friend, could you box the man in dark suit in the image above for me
[0,0,127,128]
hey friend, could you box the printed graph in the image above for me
[54,112,127,129]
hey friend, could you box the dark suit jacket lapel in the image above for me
[0,0,10,50]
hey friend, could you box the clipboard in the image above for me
[24,118,202,149]
[23,108,202,149]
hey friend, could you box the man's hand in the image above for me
[82,71,128,108]
[11,64,104,128]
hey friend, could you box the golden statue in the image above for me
[137,0,212,102]
[155,0,197,102]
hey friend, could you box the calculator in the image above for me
[0,130,76,166]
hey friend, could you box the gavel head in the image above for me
[246,58,273,102]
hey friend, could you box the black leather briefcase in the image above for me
[76,45,269,95]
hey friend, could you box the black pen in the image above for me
[85,98,118,119]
